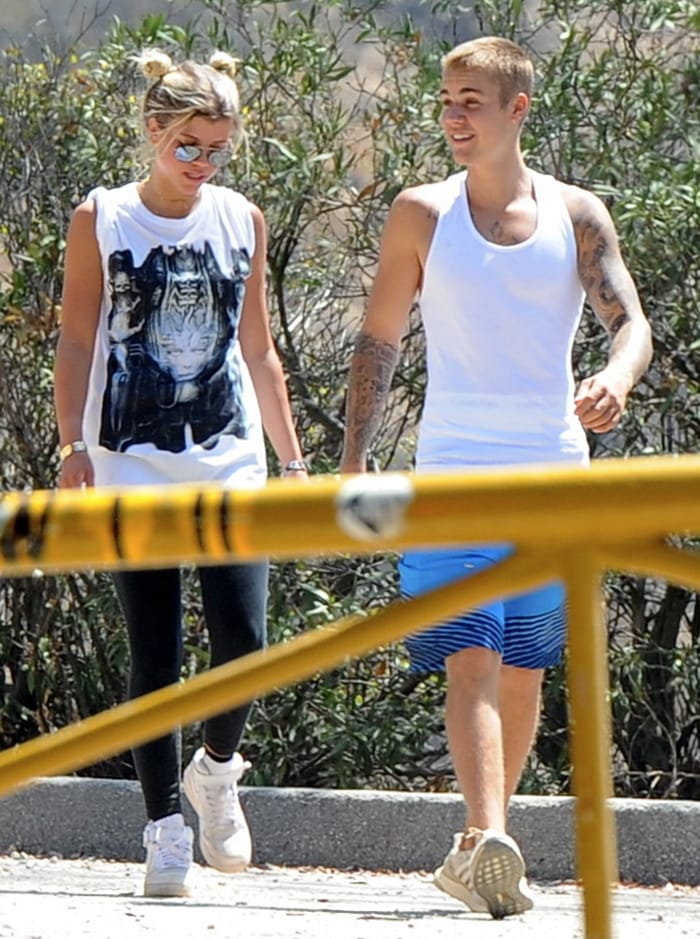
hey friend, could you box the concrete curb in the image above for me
[1,778,698,885]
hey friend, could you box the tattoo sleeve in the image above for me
[573,203,652,382]
[342,332,400,468]
[575,212,635,340]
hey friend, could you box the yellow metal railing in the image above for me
[1,453,699,939]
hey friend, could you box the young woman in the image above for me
[54,48,308,897]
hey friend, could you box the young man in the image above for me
[340,37,652,918]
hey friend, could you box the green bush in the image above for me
[0,0,698,797]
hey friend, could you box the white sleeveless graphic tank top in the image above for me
[83,182,267,488]
[416,170,589,471]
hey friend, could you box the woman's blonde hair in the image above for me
[136,48,244,152]
[442,37,534,106]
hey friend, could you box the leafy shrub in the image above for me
[0,0,698,797]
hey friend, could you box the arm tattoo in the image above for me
[342,332,400,465]
[608,310,631,336]
[572,199,651,384]
[575,212,636,340]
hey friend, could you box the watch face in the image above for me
[60,441,88,461]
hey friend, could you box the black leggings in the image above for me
[113,561,269,820]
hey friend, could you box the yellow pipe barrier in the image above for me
[0,547,554,796]
[599,543,700,592]
[0,454,699,574]
[0,453,698,939]
[564,550,617,939]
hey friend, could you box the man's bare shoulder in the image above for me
[381,184,445,264]
[384,181,455,254]
[555,180,611,228]
[392,179,453,220]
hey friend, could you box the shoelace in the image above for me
[145,826,191,868]
[199,757,251,829]
[202,781,243,830]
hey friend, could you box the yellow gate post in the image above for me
[564,549,618,939]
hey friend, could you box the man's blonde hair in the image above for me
[442,37,534,106]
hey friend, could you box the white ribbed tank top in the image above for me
[415,170,589,470]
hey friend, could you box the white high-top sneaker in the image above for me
[142,812,193,897]
[183,747,252,873]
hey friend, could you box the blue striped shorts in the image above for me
[398,546,566,672]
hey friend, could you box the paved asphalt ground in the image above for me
[1,779,699,937]
[1,855,699,939]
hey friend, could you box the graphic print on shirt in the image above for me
[100,242,251,453]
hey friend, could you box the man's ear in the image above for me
[512,91,530,124]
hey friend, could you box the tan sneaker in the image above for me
[469,828,534,918]
[434,831,489,913]
[434,828,534,918]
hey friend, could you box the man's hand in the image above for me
[574,368,632,433]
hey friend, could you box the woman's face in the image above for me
[150,114,235,195]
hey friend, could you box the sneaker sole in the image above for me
[201,853,249,874]
[433,865,489,913]
[471,840,533,919]
[144,879,191,898]
[182,769,250,874]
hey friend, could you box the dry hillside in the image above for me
[0,0,428,47]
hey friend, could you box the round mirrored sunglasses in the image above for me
[174,144,233,168]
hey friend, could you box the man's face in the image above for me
[439,65,526,167]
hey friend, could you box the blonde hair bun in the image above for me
[137,48,173,81]
[209,51,239,80]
